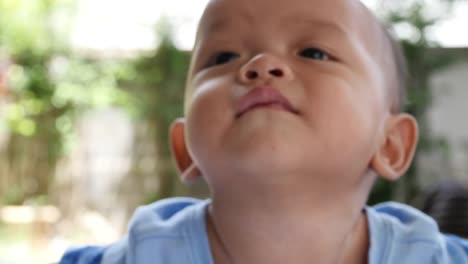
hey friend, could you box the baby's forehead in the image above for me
[197,0,385,55]
[200,0,371,34]
[196,0,388,67]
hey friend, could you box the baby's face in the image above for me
[184,0,391,188]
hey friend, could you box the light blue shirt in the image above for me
[60,197,468,264]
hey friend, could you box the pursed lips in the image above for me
[235,86,299,118]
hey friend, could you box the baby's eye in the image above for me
[298,48,330,61]
[210,51,240,66]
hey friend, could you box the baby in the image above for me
[60,0,468,263]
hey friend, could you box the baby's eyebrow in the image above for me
[284,17,349,38]
[201,13,252,37]
[203,19,228,36]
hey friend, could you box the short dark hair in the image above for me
[382,25,408,113]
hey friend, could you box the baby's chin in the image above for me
[205,154,354,197]
[220,144,328,175]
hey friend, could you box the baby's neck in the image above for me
[207,183,371,264]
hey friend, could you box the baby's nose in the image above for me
[238,54,293,83]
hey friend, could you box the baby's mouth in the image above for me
[235,86,298,118]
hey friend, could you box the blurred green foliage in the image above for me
[123,22,192,201]
[0,0,463,206]
[0,0,134,204]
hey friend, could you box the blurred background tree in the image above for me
[122,23,192,202]
[0,0,464,208]
[0,0,70,205]
[0,0,133,205]
[0,0,465,207]
[1,2,467,262]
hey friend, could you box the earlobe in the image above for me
[169,118,202,183]
[370,114,419,181]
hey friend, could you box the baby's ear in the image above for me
[169,118,202,184]
[370,113,419,181]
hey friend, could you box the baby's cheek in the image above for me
[185,86,232,164]
[316,88,377,154]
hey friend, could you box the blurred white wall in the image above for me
[419,53,468,188]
